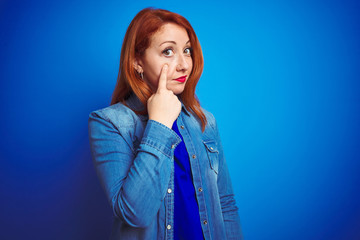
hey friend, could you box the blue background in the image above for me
[1,0,359,239]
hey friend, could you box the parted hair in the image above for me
[111,7,207,131]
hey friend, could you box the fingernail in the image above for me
[164,64,168,69]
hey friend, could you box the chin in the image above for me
[169,85,186,95]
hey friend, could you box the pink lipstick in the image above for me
[173,75,187,83]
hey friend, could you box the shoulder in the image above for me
[201,107,217,130]
[88,103,142,130]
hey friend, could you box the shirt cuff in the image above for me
[140,120,182,158]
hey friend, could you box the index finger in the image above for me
[157,64,168,92]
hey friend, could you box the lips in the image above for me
[173,75,187,83]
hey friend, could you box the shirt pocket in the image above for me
[203,140,219,174]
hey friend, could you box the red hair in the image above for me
[111,7,207,131]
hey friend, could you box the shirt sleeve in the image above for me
[213,118,244,240]
[88,111,181,228]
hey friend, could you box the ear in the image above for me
[133,59,143,73]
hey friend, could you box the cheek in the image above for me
[166,63,177,77]
[165,58,184,75]
[143,54,166,78]
[146,63,163,81]
[153,60,171,77]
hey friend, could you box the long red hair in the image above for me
[111,7,207,131]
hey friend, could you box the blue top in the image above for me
[172,120,204,240]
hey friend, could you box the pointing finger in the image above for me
[157,64,168,92]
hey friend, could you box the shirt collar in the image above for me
[125,92,145,112]
[125,92,190,121]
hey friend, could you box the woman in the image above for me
[88,7,243,240]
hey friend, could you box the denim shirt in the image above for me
[88,94,244,240]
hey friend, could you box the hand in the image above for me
[147,64,181,129]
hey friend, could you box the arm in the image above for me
[214,118,244,240]
[88,111,181,228]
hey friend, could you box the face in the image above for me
[136,23,193,95]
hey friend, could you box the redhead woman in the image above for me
[88,7,244,240]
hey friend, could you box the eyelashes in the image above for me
[162,47,192,57]
[162,48,174,56]
[184,47,192,55]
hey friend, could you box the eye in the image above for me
[162,48,174,57]
[184,47,192,56]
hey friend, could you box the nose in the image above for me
[176,54,189,72]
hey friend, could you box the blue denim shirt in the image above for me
[88,94,243,240]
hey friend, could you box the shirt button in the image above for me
[167,188,172,194]
[203,220,208,225]
[180,125,185,129]
[167,224,172,230]
[198,187,203,192]
[210,147,214,150]
[192,154,196,159]
[171,144,175,149]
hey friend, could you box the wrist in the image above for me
[148,117,173,129]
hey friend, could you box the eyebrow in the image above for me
[159,40,190,47]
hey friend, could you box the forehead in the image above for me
[149,23,190,46]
